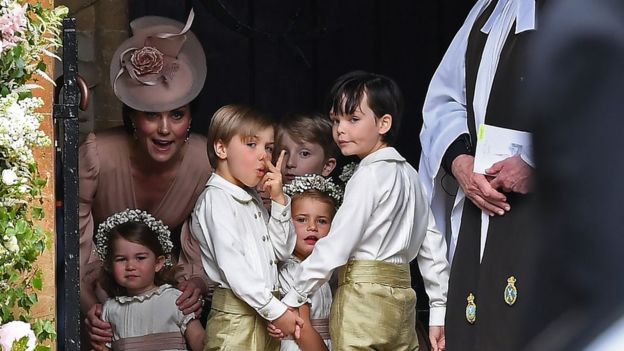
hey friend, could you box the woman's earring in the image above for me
[132,122,138,140]
[185,125,191,143]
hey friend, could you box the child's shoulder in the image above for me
[133,284,182,307]
[152,284,182,300]
[202,175,253,204]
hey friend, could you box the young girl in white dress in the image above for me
[95,209,205,351]
[270,174,343,351]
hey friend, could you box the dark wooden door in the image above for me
[128,0,475,328]
[129,0,474,164]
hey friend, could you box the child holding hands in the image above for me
[191,105,303,350]
[281,72,450,351]
[269,174,343,351]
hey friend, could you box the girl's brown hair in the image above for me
[292,189,338,218]
[99,221,179,297]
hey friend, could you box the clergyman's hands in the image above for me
[486,154,533,194]
[451,154,510,216]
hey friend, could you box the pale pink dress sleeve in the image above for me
[79,133,104,313]
[174,134,214,296]
[177,218,214,296]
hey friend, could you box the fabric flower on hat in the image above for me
[130,46,164,76]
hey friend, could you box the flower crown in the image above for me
[338,162,359,183]
[283,174,344,207]
[95,209,174,267]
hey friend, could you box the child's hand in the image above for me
[271,308,303,338]
[429,325,446,351]
[267,322,285,340]
[262,150,287,205]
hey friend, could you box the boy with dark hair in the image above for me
[281,71,450,350]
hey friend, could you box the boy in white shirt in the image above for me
[280,71,450,351]
[277,112,338,184]
[192,105,302,350]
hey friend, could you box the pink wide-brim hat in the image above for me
[109,10,206,112]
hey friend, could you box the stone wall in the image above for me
[57,0,130,138]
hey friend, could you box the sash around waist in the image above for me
[337,259,411,288]
[211,287,280,316]
[111,331,186,351]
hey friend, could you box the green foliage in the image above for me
[11,337,30,351]
[0,0,67,348]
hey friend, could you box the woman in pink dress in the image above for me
[80,11,212,350]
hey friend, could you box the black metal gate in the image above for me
[53,17,82,351]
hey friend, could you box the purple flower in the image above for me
[0,2,27,53]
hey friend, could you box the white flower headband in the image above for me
[95,209,174,267]
[283,174,344,207]
[338,162,358,183]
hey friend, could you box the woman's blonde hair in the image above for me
[206,104,275,166]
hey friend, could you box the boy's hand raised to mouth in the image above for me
[262,150,287,205]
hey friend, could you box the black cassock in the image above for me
[444,1,546,350]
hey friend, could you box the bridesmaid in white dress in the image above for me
[272,174,343,351]
[96,209,204,351]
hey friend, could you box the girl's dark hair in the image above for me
[99,221,179,297]
[326,70,404,145]
[122,97,200,135]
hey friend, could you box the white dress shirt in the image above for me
[418,0,537,262]
[282,147,450,325]
[191,173,296,321]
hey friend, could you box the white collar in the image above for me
[359,147,405,168]
[481,0,537,34]
[207,173,254,203]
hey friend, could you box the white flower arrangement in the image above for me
[0,93,49,208]
[0,93,50,166]
[1,169,18,186]
[0,321,36,351]
[0,0,66,346]
[96,209,175,267]
[338,162,359,183]
[283,174,344,206]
